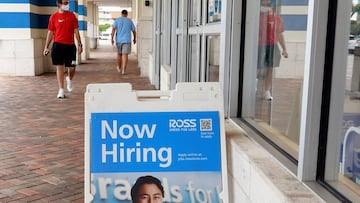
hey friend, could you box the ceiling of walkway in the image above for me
[88,0,132,7]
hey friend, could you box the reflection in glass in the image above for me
[252,0,304,159]
[176,0,182,28]
[338,0,360,190]
[176,36,185,82]
[190,0,201,27]
[207,0,221,23]
[189,35,200,81]
[206,35,220,82]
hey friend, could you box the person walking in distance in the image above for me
[257,0,288,100]
[111,9,136,75]
[43,0,83,99]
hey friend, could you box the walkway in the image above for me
[0,42,154,202]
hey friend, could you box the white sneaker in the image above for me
[255,78,258,92]
[121,68,125,75]
[116,66,121,73]
[66,76,73,92]
[264,90,273,100]
[57,88,65,99]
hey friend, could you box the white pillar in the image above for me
[77,0,88,62]
[87,2,99,50]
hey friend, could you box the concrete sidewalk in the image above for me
[0,43,154,202]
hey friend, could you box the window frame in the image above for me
[171,0,226,85]
[317,0,359,201]
[226,0,359,201]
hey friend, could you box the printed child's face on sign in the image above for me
[136,183,163,203]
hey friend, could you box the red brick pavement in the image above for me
[0,44,154,203]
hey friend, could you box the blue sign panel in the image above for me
[91,111,221,173]
[90,111,223,202]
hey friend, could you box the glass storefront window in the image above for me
[245,0,308,160]
[336,0,360,195]
[176,0,182,28]
[188,35,201,81]
[207,0,221,23]
[206,35,220,82]
[190,0,202,27]
[176,35,185,82]
[238,0,360,200]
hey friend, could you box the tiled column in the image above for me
[71,0,88,63]
[78,0,88,62]
[0,0,56,76]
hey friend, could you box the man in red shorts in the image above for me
[43,0,83,98]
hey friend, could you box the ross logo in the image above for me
[169,119,196,131]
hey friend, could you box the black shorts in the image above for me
[51,42,77,67]
[257,44,281,69]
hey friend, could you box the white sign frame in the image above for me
[84,82,228,203]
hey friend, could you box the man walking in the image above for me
[257,0,288,100]
[111,9,136,75]
[43,0,83,99]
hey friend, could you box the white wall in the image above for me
[135,0,153,77]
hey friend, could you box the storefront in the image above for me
[154,0,360,201]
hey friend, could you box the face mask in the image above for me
[260,6,270,13]
[61,4,70,11]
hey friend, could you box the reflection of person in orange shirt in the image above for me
[131,176,164,203]
[257,0,288,100]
